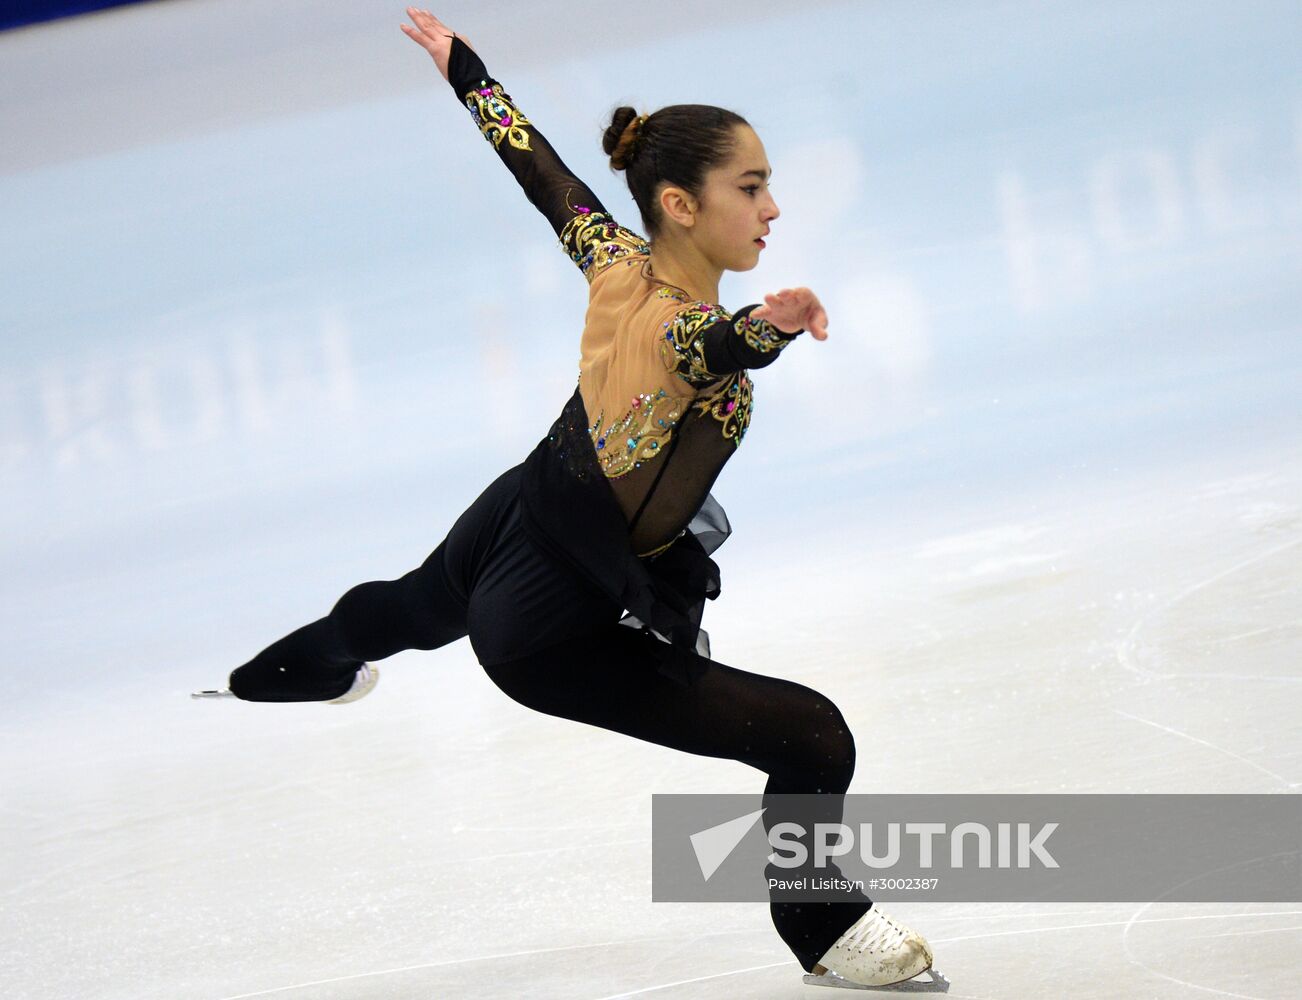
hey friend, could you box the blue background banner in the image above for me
[0,0,158,33]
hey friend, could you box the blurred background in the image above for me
[2,2,1299,998]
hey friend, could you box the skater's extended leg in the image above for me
[480,623,873,972]
[228,539,469,702]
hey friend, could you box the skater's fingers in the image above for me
[400,22,433,48]
[408,9,476,54]
[808,306,829,340]
[408,8,471,49]
[403,8,444,42]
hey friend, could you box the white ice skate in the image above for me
[324,663,380,704]
[190,663,380,704]
[802,905,948,992]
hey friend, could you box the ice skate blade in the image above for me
[191,689,236,699]
[803,967,949,992]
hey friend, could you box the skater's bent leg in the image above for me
[482,624,849,778]
[229,540,469,702]
[329,540,470,659]
[480,623,871,970]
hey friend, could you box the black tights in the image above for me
[228,540,873,972]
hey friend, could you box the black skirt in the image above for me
[445,387,734,684]
[514,388,733,687]
[443,461,626,666]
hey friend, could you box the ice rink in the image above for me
[3,1,1300,997]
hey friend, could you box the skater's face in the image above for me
[658,125,779,272]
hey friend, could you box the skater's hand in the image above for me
[751,287,829,340]
[400,8,476,83]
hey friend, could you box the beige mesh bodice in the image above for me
[579,255,762,557]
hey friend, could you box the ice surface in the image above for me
[4,447,1299,999]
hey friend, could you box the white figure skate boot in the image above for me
[803,905,948,992]
[324,662,380,704]
[191,663,380,704]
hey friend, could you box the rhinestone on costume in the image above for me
[735,310,795,353]
[559,209,650,283]
[586,391,685,478]
[694,370,754,445]
[661,300,732,386]
[464,80,533,152]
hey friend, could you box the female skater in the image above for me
[199,7,940,990]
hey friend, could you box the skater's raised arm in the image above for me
[401,9,643,283]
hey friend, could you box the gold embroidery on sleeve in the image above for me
[559,203,649,283]
[463,84,647,281]
[735,312,794,353]
[464,81,534,152]
[660,300,733,387]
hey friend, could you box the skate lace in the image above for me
[841,908,907,955]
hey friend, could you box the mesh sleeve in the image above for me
[447,38,649,283]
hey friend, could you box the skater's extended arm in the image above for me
[659,299,802,387]
[659,286,827,387]
[401,10,644,284]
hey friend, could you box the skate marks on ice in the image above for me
[921,911,1302,1000]
[1113,544,1301,998]
[1112,709,1301,789]
[1111,533,1302,686]
[234,908,1302,1000]
[214,928,862,1000]
[1120,905,1302,1000]
[210,934,773,1000]
[1106,501,1301,793]
[1096,477,1302,997]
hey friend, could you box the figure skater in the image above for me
[196,7,942,990]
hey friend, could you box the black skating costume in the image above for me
[228,36,874,973]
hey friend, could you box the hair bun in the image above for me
[603,107,646,171]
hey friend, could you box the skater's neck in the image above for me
[646,238,721,304]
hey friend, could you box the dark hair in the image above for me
[601,104,750,240]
